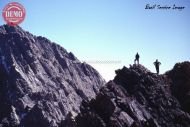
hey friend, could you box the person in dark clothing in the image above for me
[154,59,161,74]
[134,52,140,65]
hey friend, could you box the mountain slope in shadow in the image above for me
[0,25,105,127]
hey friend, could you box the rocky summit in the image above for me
[0,24,190,127]
[0,25,105,127]
[64,63,190,127]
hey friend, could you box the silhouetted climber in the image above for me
[154,59,161,74]
[134,52,140,65]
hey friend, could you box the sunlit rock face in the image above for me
[70,63,190,127]
[0,25,105,127]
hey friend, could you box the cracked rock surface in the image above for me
[0,25,105,127]
[68,63,190,127]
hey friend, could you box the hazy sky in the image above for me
[0,0,190,81]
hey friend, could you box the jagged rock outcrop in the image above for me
[71,63,190,127]
[0,25,105,127]
[166,62,190,113]
[1,24,190,127]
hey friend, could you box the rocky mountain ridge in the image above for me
[63,63,190,127]
[0,25,105,127]
[0,24,190,127]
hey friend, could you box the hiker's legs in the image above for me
[156,66,159,74]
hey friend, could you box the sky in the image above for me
[0,0,190,81]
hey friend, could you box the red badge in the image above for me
[2,2,26,26]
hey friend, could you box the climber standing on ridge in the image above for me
[134,52,140,65]
[154,59,161,74]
